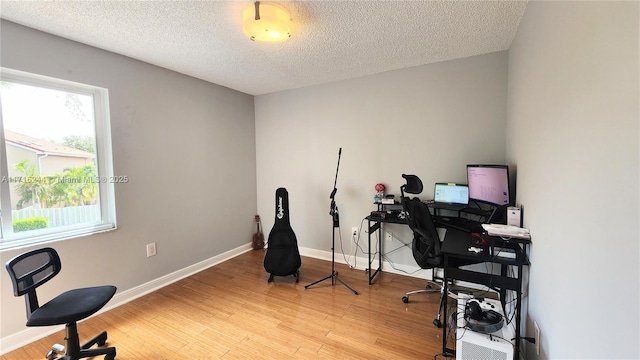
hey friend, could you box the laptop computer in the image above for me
[431,183,469,211]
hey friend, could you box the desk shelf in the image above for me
[447,238,530,266]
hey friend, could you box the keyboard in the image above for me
[433,216,484,233]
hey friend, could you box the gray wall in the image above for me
[255,51,508,268]
[0,20,257,339]
[507,2,639,358]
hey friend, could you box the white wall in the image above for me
[507,2,639,358]
[0,20,257,344]
[255,52,508,268]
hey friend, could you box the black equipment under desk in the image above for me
[440,228,531,359]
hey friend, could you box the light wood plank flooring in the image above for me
[2,249,456,359]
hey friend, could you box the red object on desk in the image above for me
[471,232,489,246]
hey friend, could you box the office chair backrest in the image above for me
[5,247,61,318]
[400,174,442,268]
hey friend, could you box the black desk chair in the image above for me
[399,174,479,328]
[5,247,117,360]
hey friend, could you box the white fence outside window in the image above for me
[12,205,100,228]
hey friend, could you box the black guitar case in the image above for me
[264,188,301,283]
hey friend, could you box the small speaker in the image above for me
[507,207,521,227]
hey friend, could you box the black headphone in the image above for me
[465,299,503,323]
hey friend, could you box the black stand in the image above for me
[305,148,359,295]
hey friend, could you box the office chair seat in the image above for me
[27,286,116,327]
[5,247,117,360]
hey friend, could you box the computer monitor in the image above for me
[434,183,469,205]
[466,164,510,206]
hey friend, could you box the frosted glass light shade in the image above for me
[242,2,291,43]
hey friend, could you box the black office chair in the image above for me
[5,247,117,360]
[399,174,478,328]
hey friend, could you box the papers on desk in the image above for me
[482,224,531,239]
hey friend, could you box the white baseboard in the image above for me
[0,243,252,355]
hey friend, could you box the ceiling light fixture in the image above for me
[242,1,291,43]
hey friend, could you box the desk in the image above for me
[440,228,531,359]
[365,215,406,284]
[365,199,472,281]
[366,200,490,284]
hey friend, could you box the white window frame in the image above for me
[0,68,117,250]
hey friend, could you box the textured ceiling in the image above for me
[0,1,528,96]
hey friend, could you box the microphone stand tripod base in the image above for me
[304,270,359,295]
[304,210,358,295]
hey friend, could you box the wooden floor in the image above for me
[2,250,456,359]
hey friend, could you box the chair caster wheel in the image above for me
[402,296,409,303]
[295,271,300,283]
[46,344,65,360]
[97,332,108,346]
[433,319,442,328]
[267,274,274,283]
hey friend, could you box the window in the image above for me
[0,68,116,250]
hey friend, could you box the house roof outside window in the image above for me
[4,130,94,159]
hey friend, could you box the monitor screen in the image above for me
[434,183,469,205]
[466,165,510,206]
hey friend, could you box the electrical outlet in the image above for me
[534,321,540,355]
[385,232,393,242]
[351,227,358,239]
[146,242,157,257]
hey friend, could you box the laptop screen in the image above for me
[434,183,469,205]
